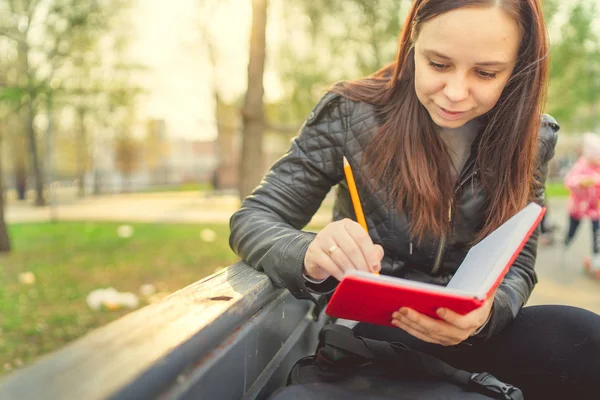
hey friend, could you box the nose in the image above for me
[443,72,469,103]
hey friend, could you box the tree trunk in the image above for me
[238,0,268,201]
[15,161,27,201]
[76,107,87,197]
[25,98,45,206]
[93,169,102,195]
[215,94,240,190]
[18,40,45,206]
[0,130,11,253]
[45,93,59,222]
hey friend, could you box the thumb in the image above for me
[374,244,385,260]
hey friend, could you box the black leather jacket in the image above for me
[229,91,559,339]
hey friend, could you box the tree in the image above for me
[545,1,600,131]
[114,133,140,193]
[0,53,26,253]
[0,0,138,205]
[54,0,139,197]
[0,119,10,253]
[0,103,28,201]
[214,97,241,190]
[15,11,45,206]
[144,119,170,186]
[232,0,409,199]
[239,0,268,200]
[194,0,240,190]
[265,0,408,136]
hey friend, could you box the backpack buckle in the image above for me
[469,372,524,400]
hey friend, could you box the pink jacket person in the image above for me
[565,133,600,220]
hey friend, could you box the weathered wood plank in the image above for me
[0,262,290,400]
[155,290,322,400]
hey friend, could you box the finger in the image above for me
[333,224,372,272]
[400,318,463,346]
[326,230,369,272]
[437,292,496,331]
[324,239,356,274]
[392,309,446,341]
[393,316,447,344]
[392,312,456,345]
[397,309,467,344]
[374,244,385,261]
[311,249,346,281]
[343,220,381,272]
[390,318,444,345]
[345,222,381,271]
[436,308,479,331]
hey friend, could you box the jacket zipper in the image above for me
[430,169,479,274]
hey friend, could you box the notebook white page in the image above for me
[445,202,542,299]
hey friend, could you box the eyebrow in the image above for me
[423,49,510,67]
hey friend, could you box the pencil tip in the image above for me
[343,156,349,167]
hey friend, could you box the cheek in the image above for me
[473,82,507,111]
[415,64,443,101]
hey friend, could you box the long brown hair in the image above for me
[332,0,548,243]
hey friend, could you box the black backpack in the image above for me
[269,324,523,400]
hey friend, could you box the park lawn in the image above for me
[0,221,240,375]
[545,182,569,198]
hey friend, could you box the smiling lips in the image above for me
[437,105,468,121]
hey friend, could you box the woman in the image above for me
[230,0,599,398]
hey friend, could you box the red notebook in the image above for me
[325,202,545,327]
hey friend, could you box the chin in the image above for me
[434,120,465,129]
[429,112,468,129]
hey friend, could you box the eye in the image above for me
[476,70,497,79]
[428,61,448,71]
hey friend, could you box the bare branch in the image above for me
[0,29,24,43]
[7,0,17,13]
[27,0,43,22]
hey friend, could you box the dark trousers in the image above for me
[354,305,600,400]
[564,216,600,254]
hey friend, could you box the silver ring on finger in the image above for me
[327,244,340,256]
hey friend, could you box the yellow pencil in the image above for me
[343,156,368,232]
[344,156,378,274]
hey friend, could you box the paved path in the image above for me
[5,191,334,226]
[5,193,600,314]
[528,199,600,314]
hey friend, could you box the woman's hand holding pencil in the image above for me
[303,219,384,282]
[303,156,383,282]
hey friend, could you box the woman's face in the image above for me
[413,6,521,129]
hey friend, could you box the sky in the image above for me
[129,0,283,141]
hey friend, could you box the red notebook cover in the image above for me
[325,204,545,327]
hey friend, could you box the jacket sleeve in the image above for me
[229,92,348,301]
[478,114,559,340]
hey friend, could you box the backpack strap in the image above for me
[319,324,375,360]
[363,337,472,385]
[319,325,523,400]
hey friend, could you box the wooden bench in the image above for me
[0,262,326,400]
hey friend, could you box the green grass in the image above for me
[0,221,240,374]
[545,182,569,198]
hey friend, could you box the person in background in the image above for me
[563,132,600,273]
